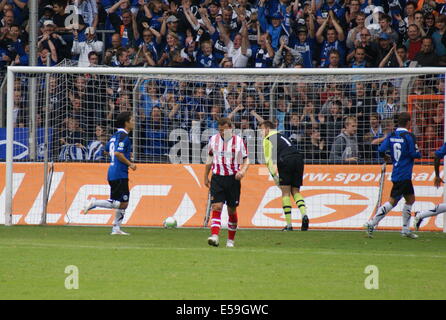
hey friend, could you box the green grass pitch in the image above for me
[1,226,445,300]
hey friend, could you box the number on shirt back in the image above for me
[393,143,401,166]
[109,138,116,165]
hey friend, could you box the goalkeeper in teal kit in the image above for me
[364,112,421,238]
[83,111,137,235]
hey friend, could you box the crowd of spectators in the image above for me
[1,0,446,163]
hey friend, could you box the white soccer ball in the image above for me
[163,217,177,228]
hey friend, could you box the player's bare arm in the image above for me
[115,152,137,171]
[235,157,250,181]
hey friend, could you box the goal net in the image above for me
[3,67,446,232]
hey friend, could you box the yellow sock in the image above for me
[282,196,292,226]
[293,192,307,217]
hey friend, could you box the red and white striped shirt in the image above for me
[208,133,248,176]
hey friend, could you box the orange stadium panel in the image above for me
[0,163,443,231]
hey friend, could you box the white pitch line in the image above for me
[0,241,446,260]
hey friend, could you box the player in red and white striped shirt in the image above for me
[204,118,249,248]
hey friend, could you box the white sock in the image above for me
[418,203,446,219]
[402,203,412,233]
[113,209,125,230]
[370,202,394,227]
[94,199,120,209]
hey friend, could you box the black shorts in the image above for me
[109,178,130,203]
[390,180,414,200]
[210,174,241,208]
[278,154,304,188]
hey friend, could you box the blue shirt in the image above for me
[290,38,315,68]
[320,40,345,67]
[106,128,132,181]
[378,128,421,182]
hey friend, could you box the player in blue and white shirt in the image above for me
[365,112,422,238]
[83,112,137,235]
[413,143,446,230]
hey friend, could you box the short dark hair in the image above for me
[379,14,391,23]
[116,111,132,129]
[260,120,276,129]
[88,51,98,59]
[217,117,232,127]
[117,47,127,57]
[398,112,411,127]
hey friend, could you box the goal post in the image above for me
[3,66,446,231]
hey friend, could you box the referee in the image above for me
[260,120,309,231]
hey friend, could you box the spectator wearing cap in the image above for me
[72,27,104,67]
[258,0,290,50]
[161,14,185,46]
[405,24,423,60]
[316,10,345,67]
[38,19,69,62]
[289,23,316,68]
[217,13,252,68]
[374,32,394,66]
